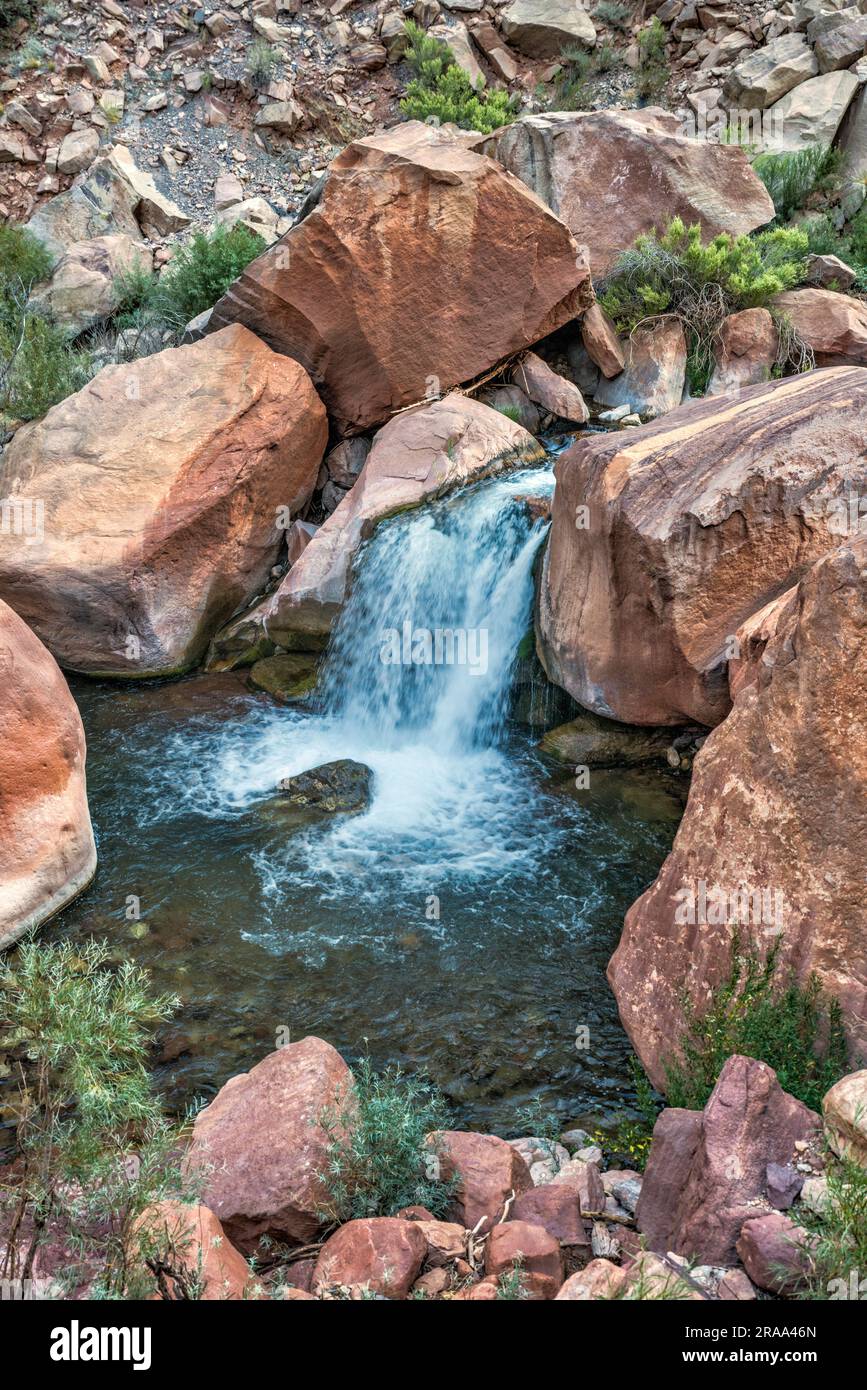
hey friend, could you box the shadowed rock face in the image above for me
[473,109,775,278]
[0,599,96,948]
[0,325,327,678]
[609,536,867,1090]
[208,122,593,434]
[209,392,543,662]
[538,368,867,727]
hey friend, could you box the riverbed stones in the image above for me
[431,1130,534,1233]
[209,393,542,661]
[474,110,775,278]
[0,599,97,950]
[185,1036,355,1252]
[208,121,592,434]
[556,1258,627,1299]
[538,369,867,727]
[0,325,327,677]
[248,653,318,702]
[636,1057,821,1264]
[610,536,867,1086]
[539,712,676,769]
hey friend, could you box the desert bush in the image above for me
[636,17,669,99]
[318,1055,455,1224]
[753,145,842,222]
[599,217,810,391]
[662,936,850,1112]
[400,19,518,133]
[593,1,633,31]
[551,40,622,111]
[0,223,53,299]
[247,39,279,88]
[0,938,193,1299]
[113,222,265,339]
[796,1157,867,1300]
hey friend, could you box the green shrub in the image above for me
[551,40,622,111]
[317,1055,455,1224]
[636,17,669,100]
[595,1057,661,1173]
[0,0,38,27]
[599,217,809,392]
[400,19,518,133]
[123,223,265,335]
[796,1157,867,1300]
[0,938,191,1298]
[753,145,842,222]
[593,1,633,32]
[662,936,850,1113]
[0,223,53,300]
[247,39,279,88]
[0,314,91,420]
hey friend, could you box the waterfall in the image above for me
[319,467,553,755]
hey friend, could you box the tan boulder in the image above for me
[0,325,327,677]
[183,1036,355,1252]
[538,369,867,726]
[556,1258,627,1299]
[764,70,859,152]
[57,128,100,176]
[31,234,153,337]
[706,307,778,397]
[823,1070,867,1166]
[475,110,774,278]
[136,1202,252,1300]
[511,351,588,423]
[432,1130,534,1234]
[499,0,596,57]
[0,599,96,948]
[581,303,625,379]
[723,33,818,109]
[209,393,542,661]
[609,536,867,1085]
[774,288,867,366]
[592,318,686,419]
[208,121,592,434]
[312,1217,427,1299]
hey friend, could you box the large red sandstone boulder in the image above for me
[774,287,867,366]
[432,1130,533,1234]
[208,122,592,434]
[0,599,96,948]
[312,1217,427,1299]
[509,1183,589,1246]
[210,393,543,661]
[610,537,867,1081]
[0,325,326,677]
[474,110,775,278]
[538,368,867,726]
[636,1057,821,1265]
[184,1036,355,1252]
[136,1201,251,1301]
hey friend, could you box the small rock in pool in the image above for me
[248,653,318,702]
[277,759,373,816]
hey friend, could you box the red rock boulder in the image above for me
[485,1219,564,1295]
[736,1212,814,1295]
[610,536,867,1081]
[0,325,327,677]
[312,1217,427,1299]
[432,1130,533,1234]
[0,599,96,948]
[209,122,593,434]
[636,1056,821,1264]
[539,368,867,726]
[184,1037,355,1252]
[136,1201,252,1300]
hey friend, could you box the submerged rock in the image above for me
[277,759,373,816]
[539,712,679,770]
[248,653,318,702]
